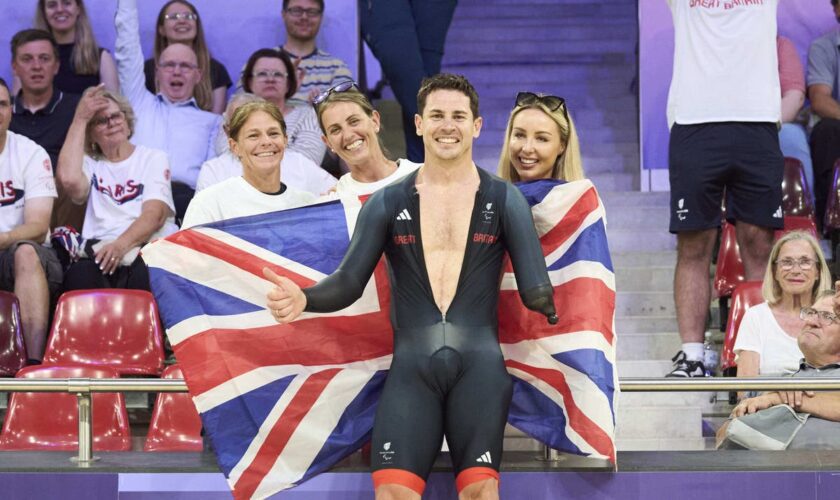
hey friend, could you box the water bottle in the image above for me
[703,331,719,377]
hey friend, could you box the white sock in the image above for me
[682,343,704,362]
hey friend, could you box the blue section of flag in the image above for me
[507,379,583,456]
[554,349,616,415]
[149,267,263,329]
[549,219,614,273]
[517,179,565,207]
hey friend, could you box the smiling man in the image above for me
[115,0,221,224]
[265,74,557,499]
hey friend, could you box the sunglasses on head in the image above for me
[515,92,568,118]
[312,81,360,109]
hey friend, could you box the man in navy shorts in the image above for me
[666,0,784,377]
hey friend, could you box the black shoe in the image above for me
[666,351,707,378]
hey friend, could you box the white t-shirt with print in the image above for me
[0,131,57,233]
[666,0,780,127]
[81,144,178,241]
[196,150,336,196]
[733,302,803,376]
[182,176,316,228]
[334,159,421,197]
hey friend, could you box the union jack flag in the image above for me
[142,179,616,500]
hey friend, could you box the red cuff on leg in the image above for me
[372,468,426,496]
[455,466,499,493]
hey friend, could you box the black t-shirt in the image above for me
[143,56,233,95]
[54,43,102,95]
[10,89,82,171]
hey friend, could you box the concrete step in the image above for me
[616,437,707,451]
[612,251,676,268]
[444,51,633,66]
[446,25,636,43]
[589,172,637,192]
[617,360,673,377]
[616,332,680,361]
[618,391,717,409]
[608,207,670,231]
[452,3,637,20]
[616,266,673,292]
[442,63,637,85]
[615,315,677,335]
[601,191,670,209]
[615,405,702,439]
[616,291,674,317]
[608,229,675,253]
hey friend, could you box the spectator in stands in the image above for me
[276,0,353,105]
[808,0,840,225]
[360,0,458,162]
[239,48,325,166]
[183,101,315,228]
[24,0,119,95]
[0,78,61,363]
[666,1,783,378]
[718,291,840,450]
[56,87,177,291]
[115,0,221,225]
[497,92,584,182]
[777,36,813,195]
[314,82,420,196]
[735,231,832,379]
[9,29,84,231]
[143,0,231,114]
[197,93,336,195]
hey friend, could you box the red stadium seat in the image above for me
[144,364,203,452]
[42,290,165,376]
[0,365,131,451]
[823,159,840,232]
[0,291,27,376]
[713,222,744,300]
[781,157,815,219]
[773,215,818,240]
[720,282,764,373]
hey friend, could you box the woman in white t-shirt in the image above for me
[57,87,177,290]
[182,101,316,228]
[313,82,420,197]
[734,231,832,379]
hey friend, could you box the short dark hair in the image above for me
[417,73,480,119]
[283,0,324,10]
[11,29,59,60]
[0,78,9,96]
[241,48,297,100]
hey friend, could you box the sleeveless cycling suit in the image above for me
[302,167,556,494]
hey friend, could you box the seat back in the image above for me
[824,159,840,230]
[774,215,818,240]
[781,157,815,219]
[713,222,745,298]
[0,291,26,376]
[144,364,203,452]
[43,289,165,375]
[0,365,131,451]
[721,282,765,372]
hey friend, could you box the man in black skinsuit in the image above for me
[265,74,556,500]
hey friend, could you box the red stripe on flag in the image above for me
[232,368,341,499]
[499,277,614,345]
[506,360,615,463]
[167,229,316,288]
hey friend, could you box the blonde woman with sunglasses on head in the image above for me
[497,92,584,183]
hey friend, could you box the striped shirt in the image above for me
[280,47,353,105]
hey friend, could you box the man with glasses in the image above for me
[0,77,61,365]
[278,0,353,105]
[718,291,840,450]
[115,0,221,224]
[666,0,784,377]
[9,29,83,230]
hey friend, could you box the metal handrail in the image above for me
[2,376,838,465]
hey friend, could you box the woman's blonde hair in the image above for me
[84,91,136,159]
[227,101,287,141]
[153,0,213,111]
[497,98,584,182]
[761,230,831,305]
[35,0,100,76]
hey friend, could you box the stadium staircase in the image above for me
[437,0,717,451]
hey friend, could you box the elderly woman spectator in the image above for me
[199,93,335,195]
[232,48,325,166]
[57,87,177,290]
[182,101,315,228]
[497,92,584,182]
[314,82,420,196]
[142,0,231,114]
[735,231,832,378]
